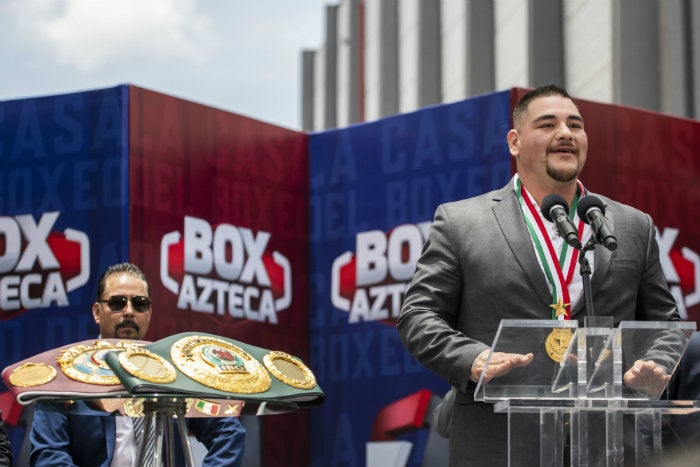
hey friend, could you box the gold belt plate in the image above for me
[171,335,271,394]
[57,340,141,385]
[9,362,57,387]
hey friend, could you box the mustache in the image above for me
[116,319,140,333]
[549,144,577,153]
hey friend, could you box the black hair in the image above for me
[513,84,575,128]
[95,262,150,300]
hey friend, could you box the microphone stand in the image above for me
[578,239,596,322]
[577,238,614,400]
[577,238,613,329]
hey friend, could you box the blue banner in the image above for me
[0,85,129,388]
[309,91,512,467]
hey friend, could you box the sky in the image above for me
[0,0,329,130]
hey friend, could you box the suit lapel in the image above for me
[590,205,614,291]
[491,184,552,308]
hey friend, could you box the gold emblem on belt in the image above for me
[171,335,271,393]
[263,351,316,389]
[57,340,141,385]
[9,362,57,387]
[117,348,177,384]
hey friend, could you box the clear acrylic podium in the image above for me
[474,319,697,467]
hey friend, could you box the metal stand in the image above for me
[137,398,195,467]
[577,239,595,319]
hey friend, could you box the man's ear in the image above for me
[92,302,100,324]
[506,129,520,157]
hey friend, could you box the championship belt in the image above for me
[1,339,150,405]
[104,332,324,412]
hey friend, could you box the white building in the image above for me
[301,0,700,131]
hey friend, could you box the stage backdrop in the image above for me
[0,84,311,467]
[2,85,699,467]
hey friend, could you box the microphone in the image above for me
[576,196,618,251]
[541,194,581,249]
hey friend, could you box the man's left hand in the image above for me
[623,359,670,398]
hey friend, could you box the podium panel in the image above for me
[474,320,696,467]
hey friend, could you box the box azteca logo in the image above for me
[0,212,90,319]
[658,226,700,320]
[160,215,291,324]
[332,222,431,323]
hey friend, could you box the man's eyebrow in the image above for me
[532,114,585,123]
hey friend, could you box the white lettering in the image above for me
[176,274,280,323]
[0,272,68,310]
[348,283,408,323]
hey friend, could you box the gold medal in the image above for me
[545,328,574,362]
[117,348,177,384]
[57,340,141,385]
[263,351,316,389]
[171,335,271,394]
[546,299,573,362]
[8,362,57,387]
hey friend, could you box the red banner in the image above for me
[128,86,311,466]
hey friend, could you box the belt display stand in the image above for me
[139,398,194,467]
[474,319,697,467]
[2,332,325,467]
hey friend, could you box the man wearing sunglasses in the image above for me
[92,264,154,341]
[29,262,246,467]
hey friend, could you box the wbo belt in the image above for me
[1,339,150,405]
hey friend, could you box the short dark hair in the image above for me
[513,84,575,129]
[96,262,150,300]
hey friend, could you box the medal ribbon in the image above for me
[514,175,585,320]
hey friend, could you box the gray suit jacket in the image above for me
[397,180,679,466]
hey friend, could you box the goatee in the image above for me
[546,164,578,183]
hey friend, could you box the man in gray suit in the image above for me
[397,84,679,466]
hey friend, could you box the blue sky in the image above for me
[0,0,328,130]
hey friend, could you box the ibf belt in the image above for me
[58,340,143,385]
[171,335,271,394]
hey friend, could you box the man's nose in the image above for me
[121,302,136,316]
[556,122,574,139]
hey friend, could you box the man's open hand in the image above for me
[471,350,534,384]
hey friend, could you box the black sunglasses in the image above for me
[98,295,151,313]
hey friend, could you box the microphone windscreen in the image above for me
[576,196,606,222]
[540,194,569,222]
